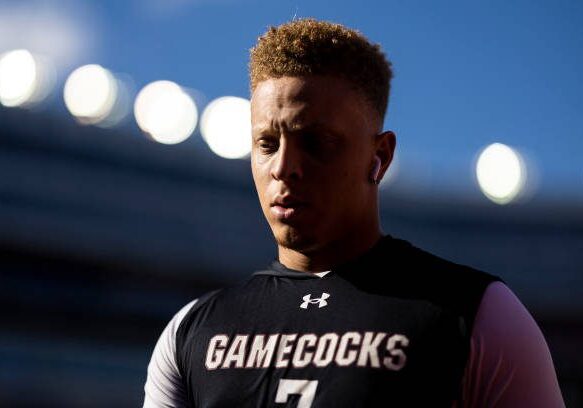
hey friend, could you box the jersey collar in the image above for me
[253,234,395,279]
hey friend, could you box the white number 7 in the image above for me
[275,378,319,408]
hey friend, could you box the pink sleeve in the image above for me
[458,281,565,408]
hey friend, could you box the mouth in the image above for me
[270,196,306,221]
[270,204,304,221]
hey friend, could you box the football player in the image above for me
[144,19,564,407]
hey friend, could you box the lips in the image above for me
[270,195,306,220]
[271,195,304,207]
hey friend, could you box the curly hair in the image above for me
[249,18,393,121]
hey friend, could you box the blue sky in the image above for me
[2,0,582,201]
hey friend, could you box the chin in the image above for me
[273,224,318,252]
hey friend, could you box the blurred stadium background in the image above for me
[0,0,581,406]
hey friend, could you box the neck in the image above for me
[277,219,383,273]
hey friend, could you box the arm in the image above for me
[143,299,198,408]
[459,281,565,407]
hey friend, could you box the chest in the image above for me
[178,278,467,407]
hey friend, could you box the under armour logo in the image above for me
[300,292,330,309]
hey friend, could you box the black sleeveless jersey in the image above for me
[176,236,500,407]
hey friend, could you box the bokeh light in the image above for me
[64,64,117,125]
[476,143,526,205]
[200,96,251,159]
[96,73,132,129]
[134,80,198,145]
[0,49,38,107]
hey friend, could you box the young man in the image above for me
[144,19,564,407]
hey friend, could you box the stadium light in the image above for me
[476,143,526,205]
[200,96,251,159]
[134,80,198,145]
[0,49,40,107]
[64,64,119,125]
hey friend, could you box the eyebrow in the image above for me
[253,122,339,138]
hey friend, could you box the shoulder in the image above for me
[143,299,199,408]
[174,280,265,359]
[397,238,502,332]
[144,290,232,408]
[471,281,544,360]
[389,237,499,283]
[176,280,262,334]
[343,236,502,332]
[460,281,565,407]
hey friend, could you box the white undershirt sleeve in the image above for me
[143,299,198,408]
[458,281,565,407]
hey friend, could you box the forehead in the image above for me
[250,75,374,133]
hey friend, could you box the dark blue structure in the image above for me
[0,107,581,406]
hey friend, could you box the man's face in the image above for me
[250,75,381,254]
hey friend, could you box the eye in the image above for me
[256,138,279,154]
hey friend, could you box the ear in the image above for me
[373,130,396,183]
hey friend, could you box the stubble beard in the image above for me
[273,223,317,253]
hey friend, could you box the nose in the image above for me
[271,137,303,181]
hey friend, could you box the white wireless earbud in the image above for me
[370,155,381,184]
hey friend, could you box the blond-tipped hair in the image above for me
[249,18,393,120]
